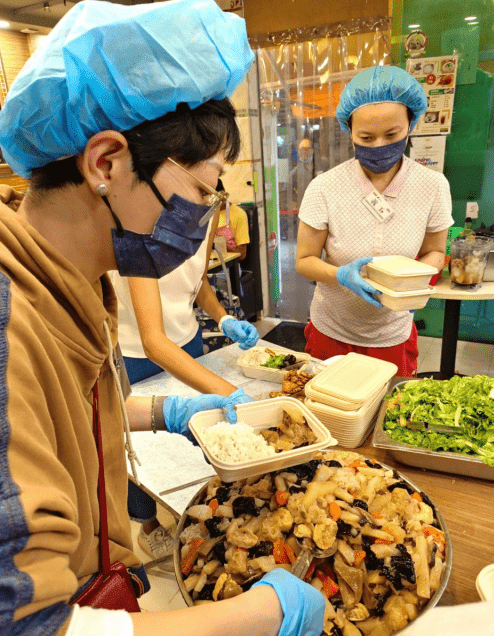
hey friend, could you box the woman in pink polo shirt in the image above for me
[296,66,453,377]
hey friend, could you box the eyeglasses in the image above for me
[167,158,229,227]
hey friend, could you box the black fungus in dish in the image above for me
[232,496,260,518]
[388,480,415,495]
[381,551,416,590]
[327,460,343,468]
[353,499,369,511]
[248,541,274,559]
[214,486,231,505]
[420,491,435,510]
[281,354,297,368]
[204,517,223,538]
[284,459,321,482]
[198,583,216,601]
[362,536,384,571]
[374,590,392,616]
[211,541,227,564]
[336,519,353,536]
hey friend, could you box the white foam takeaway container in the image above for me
[368,279,436,312]
[366,255,438,291]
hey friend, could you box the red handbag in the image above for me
[70,381,141,612]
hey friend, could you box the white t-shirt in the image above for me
[110,219,213,357]
[299,156,453,347]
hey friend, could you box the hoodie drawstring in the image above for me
[103,321,141,485]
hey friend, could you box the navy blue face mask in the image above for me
[105,164,210,278]
[354,135,408,174]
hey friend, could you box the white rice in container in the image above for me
[202,422,276,464]
[237,348,271,367]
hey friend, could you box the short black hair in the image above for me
[29,97,240,191]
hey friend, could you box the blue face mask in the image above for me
[105,164,211,278]
[354,136,408,174]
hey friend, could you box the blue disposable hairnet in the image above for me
[0,0,254,178]
[336,65,427,134]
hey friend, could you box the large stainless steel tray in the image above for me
[173,455,453,636]
[372,378,494,482]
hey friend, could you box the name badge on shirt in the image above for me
[363,189,394,223]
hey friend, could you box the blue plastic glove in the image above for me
[163,389,254,435]
[336,256,383,308]
[251,569,325,636]
[224,388,254,423]
[222,317,260,350]
[163,394,234,435]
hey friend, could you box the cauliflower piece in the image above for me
[313,518,337,550]
[224,549,248,574]
[294,523,313,539]
[226,519,258,549]
[270,508,294,533]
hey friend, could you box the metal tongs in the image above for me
[405,421,460,435]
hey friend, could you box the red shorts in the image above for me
[304,321,418,378]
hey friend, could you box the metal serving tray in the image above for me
[173,454,453,636]
[372,378,494,482]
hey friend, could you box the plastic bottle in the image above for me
[458,217,473,238]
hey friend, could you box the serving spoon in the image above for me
[290,537,338,580]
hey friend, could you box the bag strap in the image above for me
[92,380,111,576]
[214,247,234,306]
[225,200,231,228]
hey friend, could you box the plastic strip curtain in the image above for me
[257,26,391,319]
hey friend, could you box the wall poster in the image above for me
[407,55,458,135]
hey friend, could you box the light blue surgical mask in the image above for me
[354,136,408,174]
[105,161,227,278]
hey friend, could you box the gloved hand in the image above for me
[221,317,260,350]
[224,388,254,423]
[251,569,325,636]
[163,394,236,435]
[336,256,383,308]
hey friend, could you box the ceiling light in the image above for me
[468,21,479,25]
[408,24,421,29]
[464,16,477,20]
[0,20,10,29]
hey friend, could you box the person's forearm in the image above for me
[195,279,227,324]
[131,586,282,636]
[296,255,339,285]
[418,250,446,270]
[142,334,237,396]
[126,395,159,432]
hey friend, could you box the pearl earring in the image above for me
[95,184,109,196]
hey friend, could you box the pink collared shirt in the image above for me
[299,156,453,347]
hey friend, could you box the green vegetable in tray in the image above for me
[383,375,494,466]
[261,353,297,369]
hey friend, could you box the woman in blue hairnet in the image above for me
[296,66,453,376]
[0,1,324,636]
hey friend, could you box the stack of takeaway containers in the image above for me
[304,353,398,448]
[363,255,439,311]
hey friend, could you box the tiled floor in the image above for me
[135,321,493,612]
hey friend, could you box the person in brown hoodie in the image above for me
[0,1,326,636]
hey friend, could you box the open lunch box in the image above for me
[236,346,311,382]
[189,396,337,482]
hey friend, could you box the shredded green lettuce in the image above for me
[383,375,494,466]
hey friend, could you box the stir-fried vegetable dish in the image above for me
[179,451,448,636]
